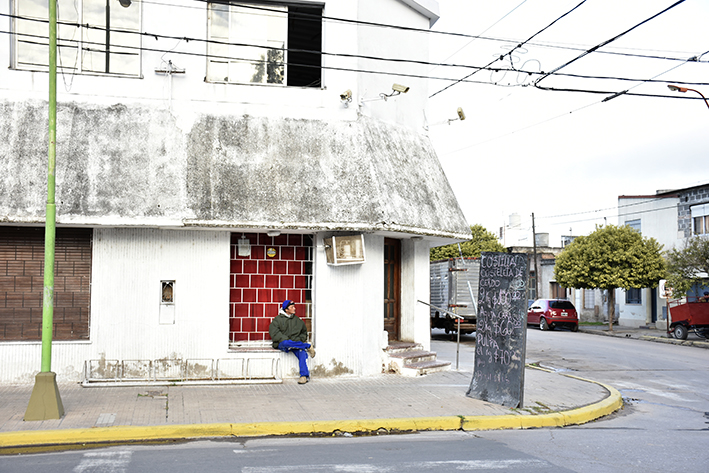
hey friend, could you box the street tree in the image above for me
[430,224,505,261]
[664,236,709,298]
[554,224,665,331]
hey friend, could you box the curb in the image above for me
[0,374,622,451]
[579,328,709,349]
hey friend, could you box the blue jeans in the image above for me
[277,340,311,378]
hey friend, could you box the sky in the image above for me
[424,0,709,246]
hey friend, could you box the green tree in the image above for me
[430,224,505,261]
[665,236,709,298]
[554,225,665,332]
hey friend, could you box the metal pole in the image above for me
[42,0,58,374]
[455,315,460,370]
[25,0,64,420]
[532,213,539,300]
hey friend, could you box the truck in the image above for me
[667,297,709,340]
[429,258,480,335]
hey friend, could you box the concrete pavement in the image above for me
[0,364,621,451]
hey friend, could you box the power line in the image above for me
[431,0,529,70]
[429,0,590,98]
[7,13,707,93]
[154,0,704,66]
[534,0,688,88]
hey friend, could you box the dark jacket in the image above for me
[269,309,308,349]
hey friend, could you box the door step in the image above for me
[384,342,451,377]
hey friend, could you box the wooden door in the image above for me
[384,238,401,341]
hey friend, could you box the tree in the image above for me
[554,225,665,331]
[430,224,505,261]
[665,236,709,298]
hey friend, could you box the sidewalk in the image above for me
[578,324,709,348]
[0,366,621,451]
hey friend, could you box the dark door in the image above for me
[384,238,401,341]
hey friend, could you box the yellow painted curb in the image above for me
[461,373,622,431]
[0,375,622,450]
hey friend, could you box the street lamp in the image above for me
[667,84,709,111]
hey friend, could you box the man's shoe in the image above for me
[306,346,316,358]
[298,376,308,384]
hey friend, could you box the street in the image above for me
[1,329,707,473]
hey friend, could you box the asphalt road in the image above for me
[435,327,709,473]
[2,329,707,473]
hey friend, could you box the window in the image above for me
[584,289,595,309]
[549,300,575,310]
[691,203,709,235]
[528,272,536,301]
[625,219,641,233]
[207,2,322,87]
[0,227,92,341]
[626,288,641,305]
[14,0,141,75]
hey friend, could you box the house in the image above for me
[0,0,470,383]
[617,183,709,329]
[502,214,610,322]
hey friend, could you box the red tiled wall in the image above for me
[230,233,313,343]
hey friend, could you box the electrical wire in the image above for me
[534,0,688,88]
[7,17,707,94]
[430,0,529,71]
[429,0,589,98]
[3,9,708,93]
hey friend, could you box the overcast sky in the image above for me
[425,0,709,245]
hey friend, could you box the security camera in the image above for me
[457,107,466,121]
[340,90,352,102]
[392,84,410,94]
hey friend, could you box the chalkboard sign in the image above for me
[466,252,529,407]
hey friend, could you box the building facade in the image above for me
[0,0,470,383]
[617,183,709,329]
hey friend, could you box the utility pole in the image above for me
[25,0,64,421]
[531,213,539,301]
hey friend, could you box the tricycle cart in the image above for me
[667,298,709,340]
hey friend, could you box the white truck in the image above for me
[429,257,480,335]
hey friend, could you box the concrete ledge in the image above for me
[0,374,622,450]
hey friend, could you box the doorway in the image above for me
[384,238,401,341]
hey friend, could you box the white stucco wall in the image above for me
[311,233,385,377]
[0,0,459,382]
[400,238,431,350]
[617,195,679,327]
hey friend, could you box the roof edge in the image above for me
[397,0,440,27]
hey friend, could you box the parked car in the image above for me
[527,299,579,331]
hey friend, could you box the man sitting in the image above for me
[269,300,316,384]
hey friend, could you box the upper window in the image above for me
[625,219,641,233]
[207,2,322,87]
[691,203,709,235]
[14,0,141,76]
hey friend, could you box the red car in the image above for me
[527,299,579,331]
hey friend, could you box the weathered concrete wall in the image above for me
[0,99,469,239]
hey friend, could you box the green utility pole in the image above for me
[25,0,64,421]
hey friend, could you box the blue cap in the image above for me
[282,300,295,310]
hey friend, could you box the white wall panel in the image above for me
[0,228,231,383]
[312,233,385,377]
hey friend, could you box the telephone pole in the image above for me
[531,213,539,301]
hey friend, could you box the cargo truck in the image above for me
[429,258,479,335]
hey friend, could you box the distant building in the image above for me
[617,183,709,329]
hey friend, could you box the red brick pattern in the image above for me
[230,233,313,343]
[0,227,92,341]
